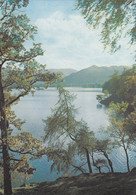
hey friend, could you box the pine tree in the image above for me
[43,86,95,174]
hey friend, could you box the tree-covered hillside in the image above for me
[62,65,126,87]
[99,65,136,110]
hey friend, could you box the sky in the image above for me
[22,0,135,70]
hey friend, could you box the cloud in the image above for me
[35,11,135,70]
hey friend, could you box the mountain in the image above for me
[49,69,77,77]
[62,65,127,87]
[34,68,77,87]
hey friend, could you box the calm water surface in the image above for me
[12,88,136,183]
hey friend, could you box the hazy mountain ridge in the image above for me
[35,65,128,88]
[48,68,77,77]
[62,65,127,87]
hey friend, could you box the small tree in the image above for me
[106,102,133,172]
[43,86,95,174]
[75,123,95,173]
[91,151,109,173]
[94,139,114,173]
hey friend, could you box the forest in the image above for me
[0,0,135,195]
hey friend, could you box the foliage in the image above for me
[105,102,134,172]
[43,86,78,145]
[45,147,73,174]
[43,86,95,174]
[100,65,136,113]
[75,122,95,154]
[97,65,136,172]
[77,0,136,53]
[96,90,109,103]
[43,86,116,174]
[124,110,136,138]
[91,151,109,173]
[0,1,61,194]
[90,137,114,173]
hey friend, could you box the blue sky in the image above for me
[22,0,135,70]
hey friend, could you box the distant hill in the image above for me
[49,69,77,77]
[62,65,127,88]
[34,69,77,87]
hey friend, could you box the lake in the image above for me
[12,88,136,183]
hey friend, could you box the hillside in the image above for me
[49,68,77,77]
[34,68,77,87]
[8,169,136,195]
[62,65,126,87]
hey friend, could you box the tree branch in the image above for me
[9,147,46,157]
[72,164,86,174]
[5,80,38,107]
[10,158,22,162]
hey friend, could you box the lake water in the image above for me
[12,88,136,183]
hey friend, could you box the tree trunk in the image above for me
[85,148,92,173]
[98,167,101,174]
[122,142,130,172]
[91,151,102,173]
[125,148,130,172]
[102,151,114,173]
[0,68,12,195]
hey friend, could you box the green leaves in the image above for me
[77,0,136,53]
[101,65,136,111]
[43,87,96,173]
[43,86,78,144]
[2,60,60,108]
[0,0,61,189]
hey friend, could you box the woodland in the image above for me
[0,0,135,195]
